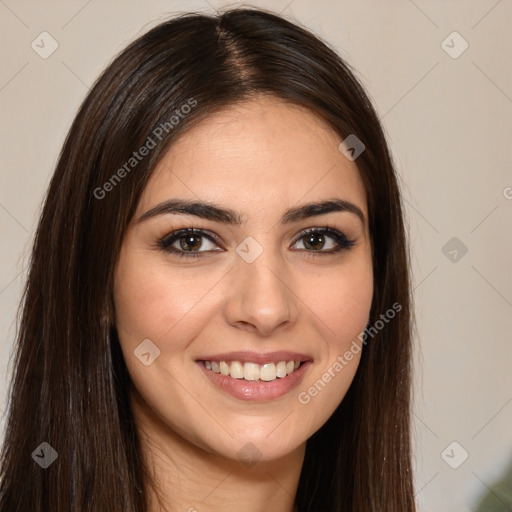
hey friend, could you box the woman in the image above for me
[0,7,416,511]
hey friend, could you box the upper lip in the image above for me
[196,351,313,364]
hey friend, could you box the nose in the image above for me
[222,249,299,337]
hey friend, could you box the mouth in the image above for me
[195,351,313,401]
[199,359,304,382]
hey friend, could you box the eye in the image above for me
[156,228,222,258]
[291,227,356,255]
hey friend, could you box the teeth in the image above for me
[229,361,244,379]
[276,361,287,378]
[203,359,302,382]
[243,362,260,381]
[219,361,230,376]
[261,362,278,381]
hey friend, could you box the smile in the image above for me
[202,359,302,382]
[196,353,313,401]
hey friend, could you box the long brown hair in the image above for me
[0,8,415,511]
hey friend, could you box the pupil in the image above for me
[305,233,324,250]
[181,235,201,251]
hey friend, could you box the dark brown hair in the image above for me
[0,7,415,511]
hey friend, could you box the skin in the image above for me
[113,96,373,512]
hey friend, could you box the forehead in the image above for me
[136,96,367,222]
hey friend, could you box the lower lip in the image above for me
[196,361,313,402]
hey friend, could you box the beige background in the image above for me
[1,1,511,510]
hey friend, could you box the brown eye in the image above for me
[292,228,356,254]
[178,234,204,252]
[302,232,327,250]
[157,228,222,258]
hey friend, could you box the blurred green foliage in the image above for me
[474,463,512,512]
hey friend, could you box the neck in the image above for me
[130,386,304,512]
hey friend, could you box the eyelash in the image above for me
[155,226,356,259]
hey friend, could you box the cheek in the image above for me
[291,255,372,432]
[112,254,215,437]
[296,254,373,345]
[113,252,208,345]
[112,250,226,404]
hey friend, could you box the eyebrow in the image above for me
[137,198,365,226]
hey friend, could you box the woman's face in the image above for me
[113,96,373,463]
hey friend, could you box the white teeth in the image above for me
[243,362,260,381]
[219,361,230,376]
[203,359,303,382]
[260,363,276,381]
[276,361,287,378]
[229,361,244,379]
